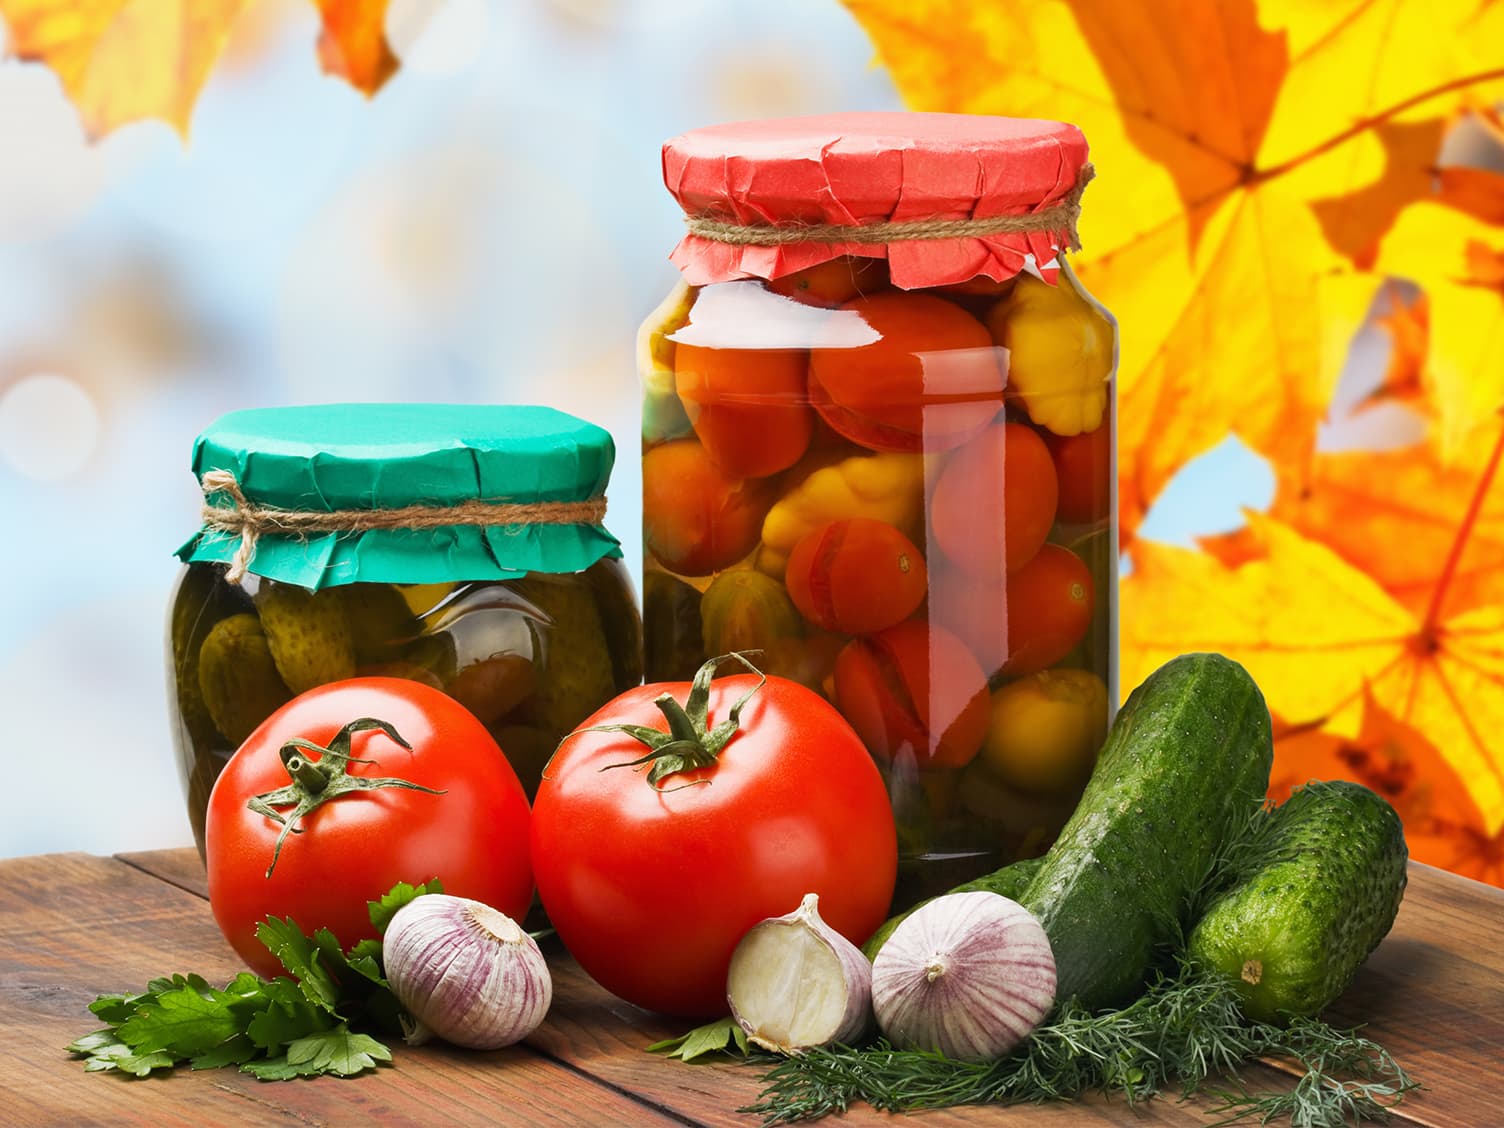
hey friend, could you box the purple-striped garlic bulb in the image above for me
[383,894,552,1050]
[871,890,1055,1061]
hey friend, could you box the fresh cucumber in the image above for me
[867,654,1274,1013]
[1020,652,1273,1010]
[861,856,1044,960]
[1187,780,1407,1023]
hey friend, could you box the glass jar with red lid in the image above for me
[639,113,1116,906]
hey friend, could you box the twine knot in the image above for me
[199,469,608,584]
[685,163,1095,251]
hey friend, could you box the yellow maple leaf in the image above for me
[0,0,399,139]
[1374,180,1504,453]
[1201,426,1504,619]
[841,0,1504,537]
[1122,501,1504,832]
[1271,697,1503,886]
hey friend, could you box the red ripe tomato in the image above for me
[930,422,1058,579]
[1047,422,1112,525]
[531,658,897,1017]
[674,342,813,479]
[930,544,1095,679]
[206,678,534,980]
[832,618,991,770]
[808,292,1005,453]
[767,256,889,307]
[642,439,778,576]
[999,543,1095,677]
[928,568,1010,677]
[784,517,928,635]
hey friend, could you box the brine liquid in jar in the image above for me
[643,113,1116,908]
[170,403,641,857]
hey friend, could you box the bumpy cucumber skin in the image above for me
[862,856,1044,960]
[1021,653,1274,1011]
[1187,780,1407,1023]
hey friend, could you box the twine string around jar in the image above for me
[685,162,1095,251]
[199,469,609,584]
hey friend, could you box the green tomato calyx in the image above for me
[247,717,447,878]
[587,652,766,790]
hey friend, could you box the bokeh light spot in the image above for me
[388,0,490,76]
[0,374,101,482]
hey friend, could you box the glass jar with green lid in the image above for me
[170,403,641,857]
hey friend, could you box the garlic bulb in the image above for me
[727,893,872,1053]
[872,890,1055,1061]
[383,894,552,1050]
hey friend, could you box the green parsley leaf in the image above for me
[255,916,340,1013]
[88,992,152,1025]
[367,877,444,934]
[239,1054,304,1081]
[70,879,433,1082]
[288,1025,393,1075]
[647,1016,750,1062]
[117,981,249,1057]
[244,984,332,1053]
[190,1035,258,1070]
[81,1041,178,1077]
[243,1026,392,1080]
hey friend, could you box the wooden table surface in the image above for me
[1,850,1499,1128]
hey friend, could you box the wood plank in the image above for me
[116,850,1496,1127]
[529,947,1328,1127]
[118,850,1320,1125]
[0,853,685,1128]
[1314,864,1504,1128]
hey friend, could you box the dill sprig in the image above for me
[744,968,1417,1127]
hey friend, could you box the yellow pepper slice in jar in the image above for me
[756,450,926,579]
[986,266,1115,437]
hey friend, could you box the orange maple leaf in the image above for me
[1201,425,1504,620]
[0,0,399,138]
[1374,169,1504,452]
[1272,697,1503,886]
[312,0,396,95]
[1357,283,1432,417]
[1122,429,1504,833]
[842,0,1504,540]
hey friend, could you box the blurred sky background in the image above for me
[0,0,1321,859]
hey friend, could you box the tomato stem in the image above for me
[247,718,446,878]
[582,652,767,790]
[656,693,707,747]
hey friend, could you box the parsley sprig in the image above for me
[67,878,442,1080]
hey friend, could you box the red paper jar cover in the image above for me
[662,112,1090,290]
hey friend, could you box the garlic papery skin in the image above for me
[726,892,872,1053]
[383,894,552,1051]
[871,890,1055,1062]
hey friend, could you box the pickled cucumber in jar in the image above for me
[170,404,640,856]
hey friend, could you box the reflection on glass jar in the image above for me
[644,113,1116,908]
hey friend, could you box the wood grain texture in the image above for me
[18,851,1501,1126]
[1315,864,1504,1128]
[0,853,683,1128]
[114,849,1312,1124]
